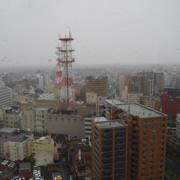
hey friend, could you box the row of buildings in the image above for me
[0,127,58,165]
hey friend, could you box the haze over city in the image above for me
[0,1,180,180]
[0,0,180,67]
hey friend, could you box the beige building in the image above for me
[127,93,143,103]
[9,133,33,161]
[47,114,85,139]
[1,108,22,129]
[121,85,128,102]
[119,75,126,97]
[0,127,18,158]
[22,106,50,133]
[140,96,161,111]
[86,92,97,104]
[30,136,58,160]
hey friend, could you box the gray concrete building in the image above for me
[47,113,85,139]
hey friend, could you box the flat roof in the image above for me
[105,99,124,106]
[11,133,32,142]
[0,127,17,134]
[19,162,31,170]
[95,118,127,128]
[117,103,166,118]
[25,106,50,111]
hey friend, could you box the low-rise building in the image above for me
[0,127,19,158]
[140,96,161,111]
[30,136,58,160]
[34,151,54,166]
[47,113,85,139]
[19,162,31,178]
[127,93,143,103]
[9,133,33,161]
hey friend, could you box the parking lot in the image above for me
[0,165,18,180]
[0,159,19,180]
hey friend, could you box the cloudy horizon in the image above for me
[0,0,180,67]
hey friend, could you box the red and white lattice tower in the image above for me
[55,32,76,112]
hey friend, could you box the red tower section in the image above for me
[55,32,76,112]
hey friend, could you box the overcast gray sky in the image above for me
[0,0,180,66]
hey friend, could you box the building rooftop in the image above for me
[25,106,50,111]
[19,162,31,170]
[34,151,54,159]
[117,103,166,118]
[94,117,107,122]
[0,127,18,134]
[11,133,33,142]
[105,99,124,106]
[95,118,127,128]
[37,93,55,100]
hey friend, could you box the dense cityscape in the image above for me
[0,45,180,179]
[1,0,180,180]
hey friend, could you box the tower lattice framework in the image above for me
[55,32,76,112]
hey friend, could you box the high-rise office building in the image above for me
[91,117,128,180]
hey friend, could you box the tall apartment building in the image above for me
[162,88,180,123]
[106,101,167,180]
[85,76,108,96]
[92,117,128,180]
[128,71,164,96]
[0,127,19,158]
[119,75,126,97]
[0,78,12,109]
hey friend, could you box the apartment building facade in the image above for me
[91,117,128,180]
[106,101,167,180]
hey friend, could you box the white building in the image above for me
[9,133,33,161]
[0,78,12,109]
[84,117,92,138]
